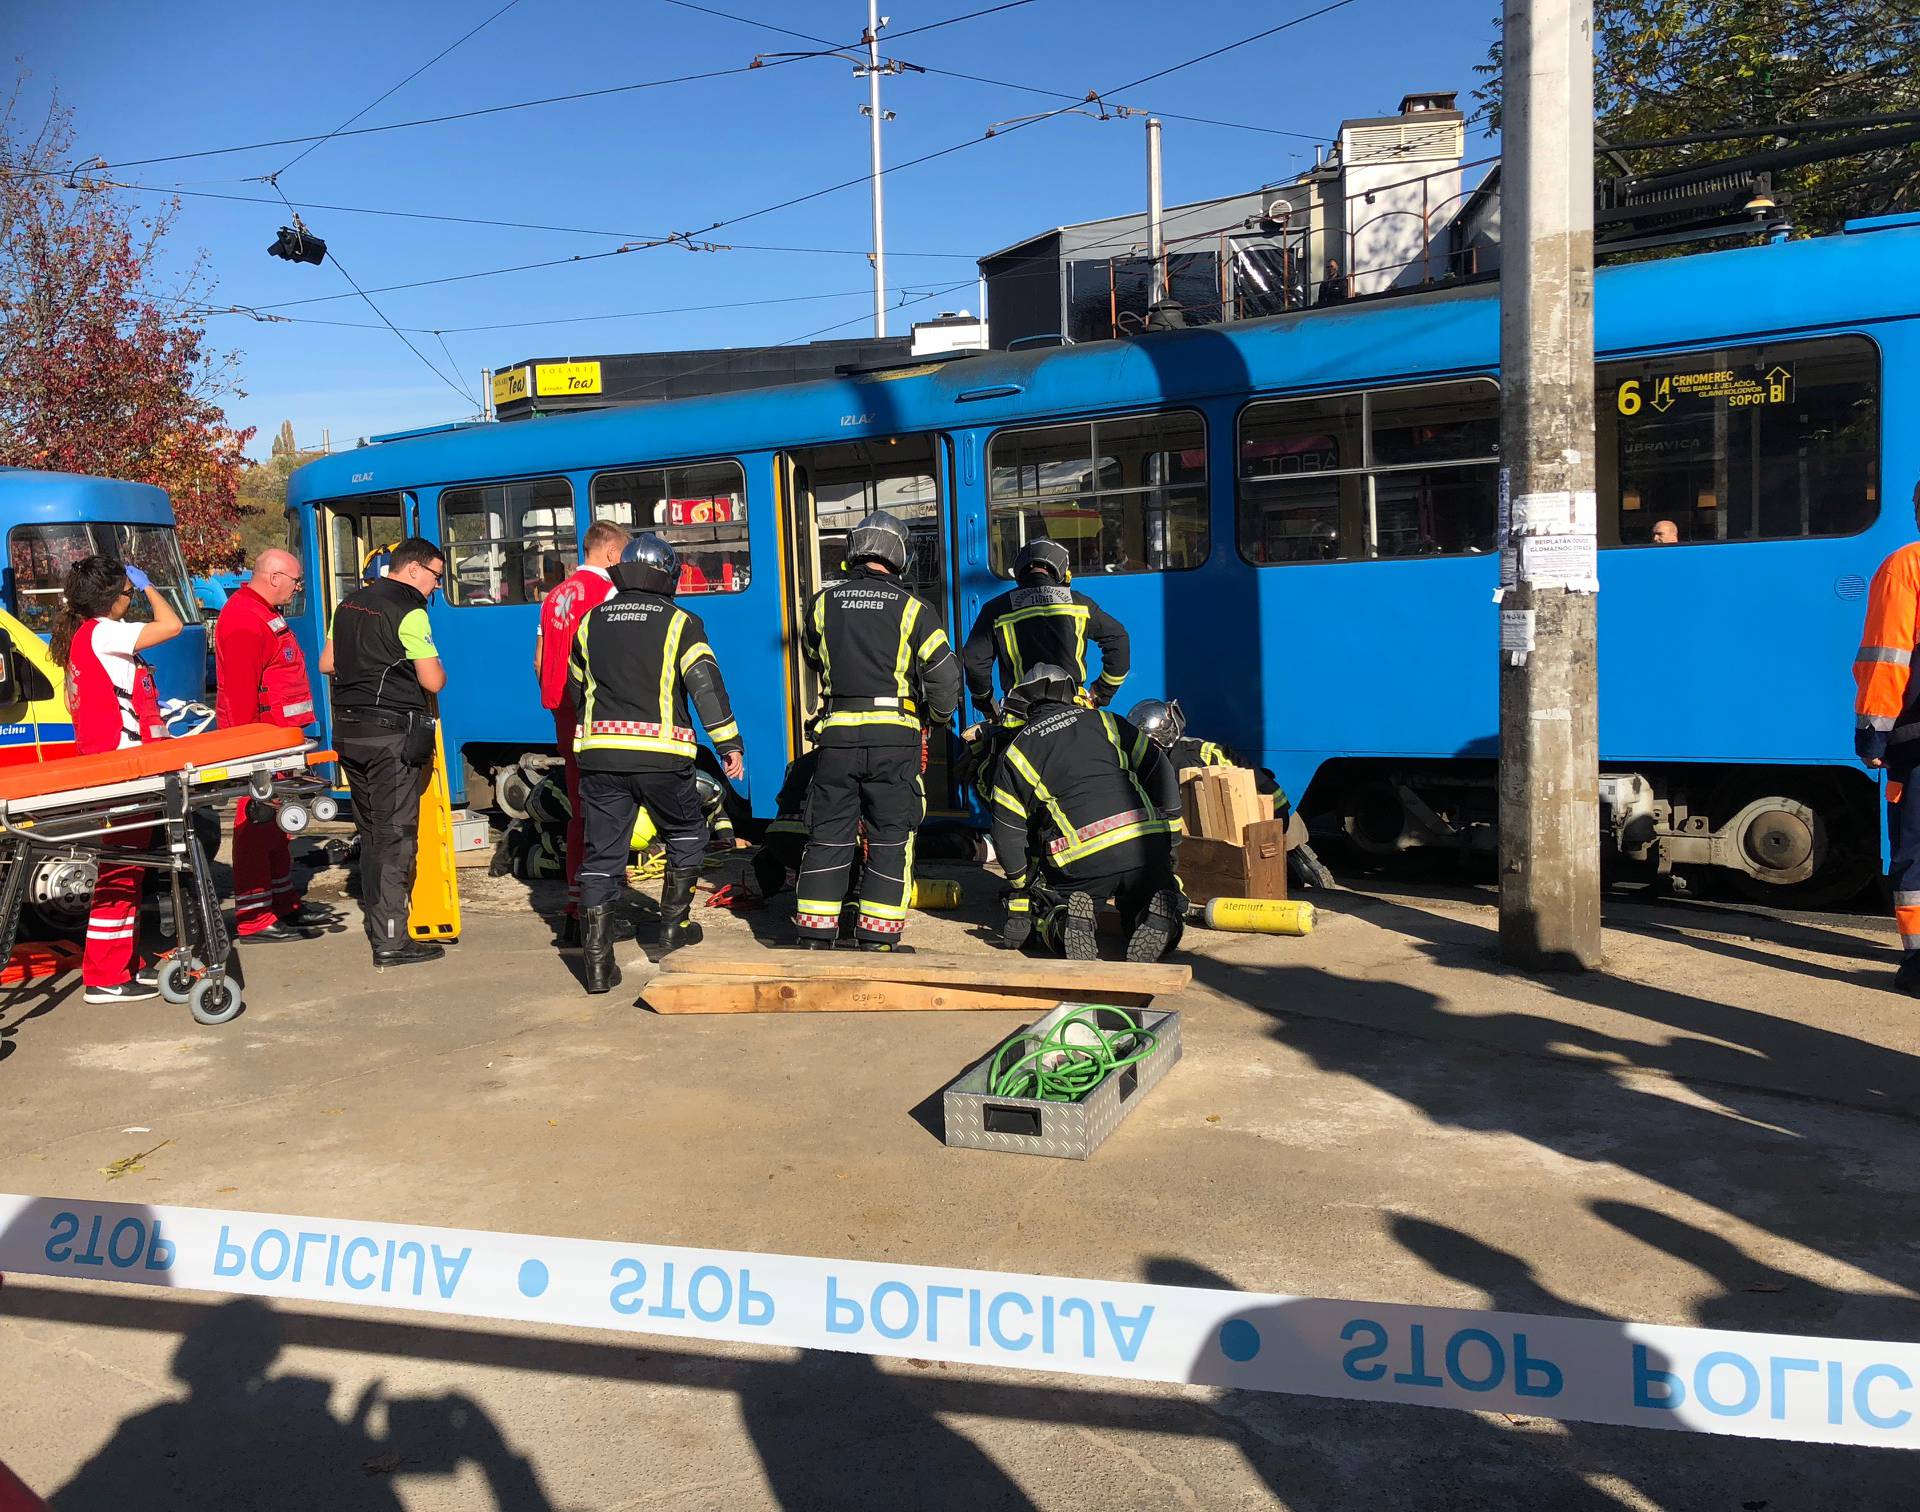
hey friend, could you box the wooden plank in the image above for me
[1217,768,1266,843]
[1241,817,1290,900]
[641,972,1158,1015]
[658,950,1190,995]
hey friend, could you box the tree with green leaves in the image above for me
[1474,2,1920,232]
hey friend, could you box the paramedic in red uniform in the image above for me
[536,520,629,946]
[215,547,330,942]
[1855,478,1920,996]
[49,554,182,1004]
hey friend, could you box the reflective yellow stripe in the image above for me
[575,619,600,726]
[860,897,910,920]
[706,719,739,743]
[1097,667,1125,687]
[1098,710,1156,816]
[767,817,809,834]
[812,591,830,684]
[679,640,715,675]
[1130,729,1150,765]
[659,610,687,735]
[997,618,1024,682]
[1055,817,1174,866]
[1005,895,1031,912]
[991,785,1026,817]
[821,709,922,730]
[1003,744,1074,848]
[575,732,697,756]
[998,602,1090,627]
[894,596,922,703]
[918,626,950,660]
[796,898,842,915]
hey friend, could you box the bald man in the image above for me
[215,548,329,941]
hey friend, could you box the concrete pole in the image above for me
[866,0,887,337]
[1146,117,1166,307]
[1497,0,1602,970]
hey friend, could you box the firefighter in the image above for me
[793,510,961,951]
[961,538,1130,720]
[569,533,744,993]
[1854,478,1920,995]
[215,547,331,942]
[1127,697,1337,890]
[50,555,182,1003]
[535,519,629,945]
[991,663,1185,962]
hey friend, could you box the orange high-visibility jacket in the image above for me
[1855,542,1920,765]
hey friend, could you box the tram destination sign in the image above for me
[1616,363,1793,417]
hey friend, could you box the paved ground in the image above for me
[2,840,1917,1509]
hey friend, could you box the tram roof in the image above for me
[0,468,175,524]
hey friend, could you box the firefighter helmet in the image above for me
[1013,538,1071,584]
[613,532,681,595]
[1003,662,1079,722]
[1126,698,1186,748]
[846,510,912,574]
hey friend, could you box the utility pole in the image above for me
[1496,0,1602,970]
[863,0,888,337]
[1146,117,1166,308]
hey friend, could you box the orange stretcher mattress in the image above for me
[0,723,308,802]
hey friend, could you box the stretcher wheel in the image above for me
[309,795,339,823]
[277,802,311,835]
[157,955,199,1004]
[188,976,243,1026]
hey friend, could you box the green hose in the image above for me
[987,1007,1157,1102]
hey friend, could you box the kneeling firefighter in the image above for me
[1127,698,1336,890]
[991,664,1185,962]
[569,533,745,992]
[793,510,961,951]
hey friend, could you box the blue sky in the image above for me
[16,0,1499,457]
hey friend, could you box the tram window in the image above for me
[1237,380,1500,564]
[591,460,749,595]
[7,521,202,630]
[1598,335,1879,546]
[440,477,576,607]
[986,410,1209,576]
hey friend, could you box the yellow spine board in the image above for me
[408,717,461,941]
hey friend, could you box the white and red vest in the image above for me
[70,619,166,755]
[537,565,614,714]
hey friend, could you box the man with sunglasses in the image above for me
[321,537,449,968]
[215,547,331,943]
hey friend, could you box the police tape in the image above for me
[1,1192,1915,1450]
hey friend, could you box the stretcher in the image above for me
[0,724,337,1025]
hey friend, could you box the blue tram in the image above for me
[285,212,1920,902]
[0,468,209,742]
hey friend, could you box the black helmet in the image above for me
[1003,662,1078,722]
[1127,698,1186,748]
[1014,538,1071,585]
[613,532,681,594]
[846,510,911,574]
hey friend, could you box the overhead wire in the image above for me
[274,0,525,175]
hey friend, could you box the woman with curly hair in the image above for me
[50,554,183,1003]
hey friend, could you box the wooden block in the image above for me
[641,972,1159,1015]
[658,949,1191,996]
[1178,835,1247,905]
[1215,767,1266,843]
[1241,817,1289,900]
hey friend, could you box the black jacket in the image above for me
[804,565,962,748]
[990,702,1181,892]
[962,584,1129,717]
[567,590,740,772]
[329,577,431,717]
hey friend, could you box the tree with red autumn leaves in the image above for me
[0,87,254,571]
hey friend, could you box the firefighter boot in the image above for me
[1126,889,1185,963]
[581,904,621,996]
[656,867,704,959]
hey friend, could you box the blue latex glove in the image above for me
[124,562,152,592]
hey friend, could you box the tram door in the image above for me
[317,493,407,621]
[780,436,961,813]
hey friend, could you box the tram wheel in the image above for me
[1718,776,1878,910]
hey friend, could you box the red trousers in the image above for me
[555,706,584,918]
[232,801,300,936]
[83,833,150,989]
